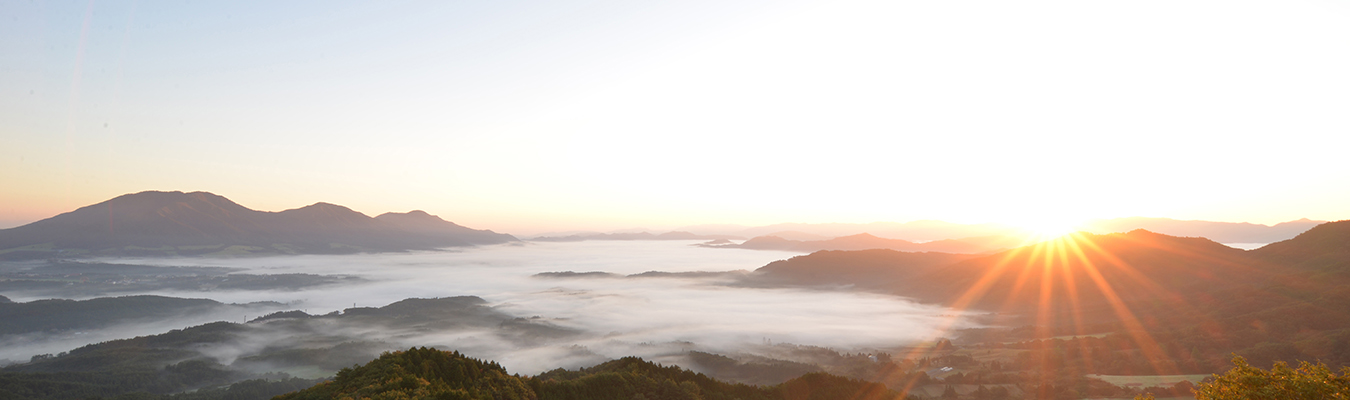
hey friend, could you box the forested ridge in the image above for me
[275,347,900,400]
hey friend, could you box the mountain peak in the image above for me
[278,202,369,219]
[295,202,352,210]
[101,190,246,209]
[375,210,449,223]
[0,191,515,259]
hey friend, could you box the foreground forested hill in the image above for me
[275,347,899,400]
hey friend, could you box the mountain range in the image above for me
[749,220,1350,370]
[752,224,1350,314]
[2,191,1323,261]
[675,218,1324,243]
[2,214,1348,398]
[701,233,1023,254]
[0,191,516,260]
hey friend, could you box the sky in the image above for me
[3,0,1349,235]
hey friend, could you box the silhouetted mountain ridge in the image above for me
[0,191,516,259]
[751,249,976,290]
[898,229,1260,311]
[1250,219,1350,273]
[747,225,1350,369]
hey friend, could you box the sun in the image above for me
[1012,217,1086,240]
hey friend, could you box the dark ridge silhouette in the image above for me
[0,190,516,259]
[742,226,1350,370]
[899,230,1264,313]
[1250,219,1350,273]
[705,233,1018,254]
[751,249,975,290]
[743,229,1308,319]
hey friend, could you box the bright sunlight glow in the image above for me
[1012,217,1086,240]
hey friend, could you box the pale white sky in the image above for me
[3,0,1349,235]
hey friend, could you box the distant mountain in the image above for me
[675,218,1322,244]
[754,229,1285,316]
[749,249,976,290]
[704,233,1021,254]
[759,230,833,241]
[742,225,1350,369]
[530,230,743,242]
[0,191,516,259]
[0,295,282,336]
[741,228,1319,315]
[1080,217,1325,243]
[679,221,1022,242]
[900,230,1263,312]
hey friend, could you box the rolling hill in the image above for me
[748,222,1350,370]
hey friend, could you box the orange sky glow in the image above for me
[3,1,1349,235]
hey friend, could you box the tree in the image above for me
[1139,356,1350,400]
[1195,356,1349,400]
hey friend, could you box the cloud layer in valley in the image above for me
[2,241,975,374]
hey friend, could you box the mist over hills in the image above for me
[1,191,1321,261]
[2,220,1348,398]
[752,221,1350,370]
[676,218,1322,244]
[703,233,1021,254]
[0,295,284,336]
[0,191,516,260]
[752,227,1346,314]
[0,190,1344,399]
[1080,217,1324,244]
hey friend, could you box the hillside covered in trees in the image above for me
[275,347,900,400]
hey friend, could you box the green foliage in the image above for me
[1191,356,1350,400]
[275,347,903,400]
[274,347,531,400]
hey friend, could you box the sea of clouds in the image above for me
[3,241,975,374]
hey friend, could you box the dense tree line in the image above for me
[1133,356,1350,400]
[275,347,904,400]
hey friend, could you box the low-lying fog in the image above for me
[3,241,975,375]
